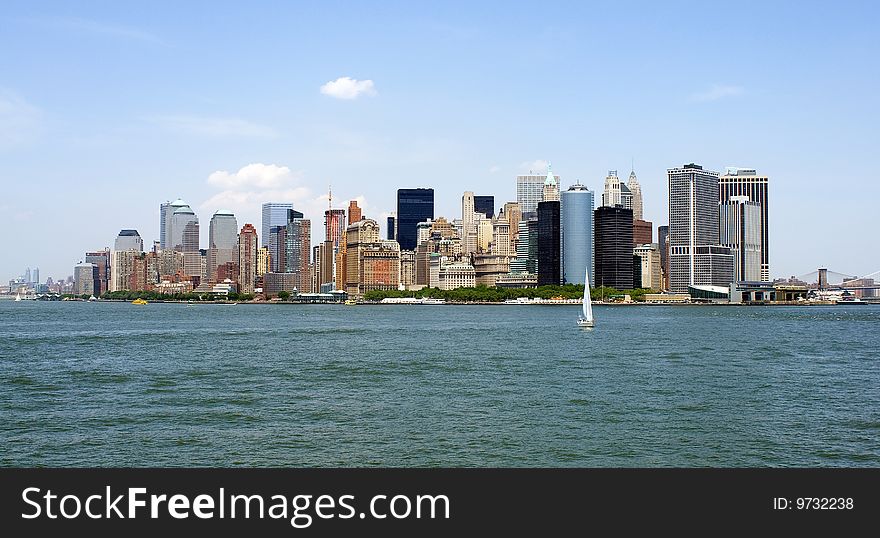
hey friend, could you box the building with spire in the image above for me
[601,170,633,209]
[542,163,560,202]
[516,164,560,217]
[627,168,644,221]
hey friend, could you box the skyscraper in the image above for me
[601,170,633,209]
[474,195,494,218]
[238,223,258,294]
[627,169,644,221]
[74,262,97,296]
[208,209,238,282]
[461,191,478,255]
[160,199,188,250]
[348,200,362,225]
[633,219,653,245]
[667,163,734,293]
[594,206,634,290]
[658,225,669,290]
[397,188,434,251]
[720,196,763,282]
[261,203,293,248]
[285,217,311,292]
[517,167,560,217]
[719,168,770,281]
[542,164,560,202]
[386,215,396,240]
[85,250,110,296]
[537,200,561,286]
[561,184,594,286]
[325,208,346,247]
[503,202,522,254]
[114,229,143,252]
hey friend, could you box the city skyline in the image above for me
[2,1,879,280]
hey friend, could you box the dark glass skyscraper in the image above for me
[474,195,494,218]
[387,216,396,241]
[396,188,434,250]
[537,200,561,286]
[594,206,634,290]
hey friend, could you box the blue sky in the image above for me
[1,0,878,281]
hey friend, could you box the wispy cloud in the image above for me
[691,85,745,102]
[148,115,278,138]
[489,165,501,174]
[0,90,42,149]
[519,159,549,173]
[320,77,377,100]
[201,163,378,240]
[23,16,167,46]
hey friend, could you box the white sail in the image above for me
[582,266,593,323]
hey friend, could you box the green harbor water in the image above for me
[1,301,878,467]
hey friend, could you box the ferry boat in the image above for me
[131,298,148,305]
[344,299,357,306]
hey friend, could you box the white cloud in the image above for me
[691,85,745,102]
[207,163,299,190]
[320,77,377,100]
[519,159,549,173]
[201,163,380,244]
[0,90,42,149]
[148,115,277,138]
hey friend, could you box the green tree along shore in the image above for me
[98,290,254,302]
[363,285,652,303]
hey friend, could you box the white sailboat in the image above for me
[15,294,22,302]
[577,266,594,328]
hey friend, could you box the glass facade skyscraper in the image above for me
[474,195,494,218]
[396,188,434,251]
[537,200,561,286]
[262,202,294,271]
[208,209,238,281]
[594,206,634,290]
[561,184,594,286]
[719,168,769,281]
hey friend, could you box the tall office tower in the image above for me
[667,163,734,293]
[474,195,494,218]
[207,209,238,282]
[633,244,662,290]
[109,250,138,292]
[73,262,97,296]
[461,191,478,254]
[627,169,644,221]
[345,218,379,295]
[160,199,188,250]
[32,268,40,286]
[285,217,312,292]
[397,188,434,251]
[477,216,493,253]
[634,219,653,245]
[386,216,396,240]
[526,219,540,274]
[348,200,362,225]
[318,240,334,291]
[594,206,634,290]
[720,196,763,282]
[503,202,522,253]
[517,167,560,217]
[719,167,770,281]
[323,208,346,247]
[491,216,511,256]
[262,202,294,271]
[537,200,561,286]
[237,223,258,294]
[510,221,530,273]
[601,170,633,209]
[658,225,669,290]
[169,205,199,252]
[256,246,270,277]
[542,164,560,202]
[24,268,31,284]
[114,229,143,252]
[561,184,595,286]
[85,250,110,296]
[262,203,293,247]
